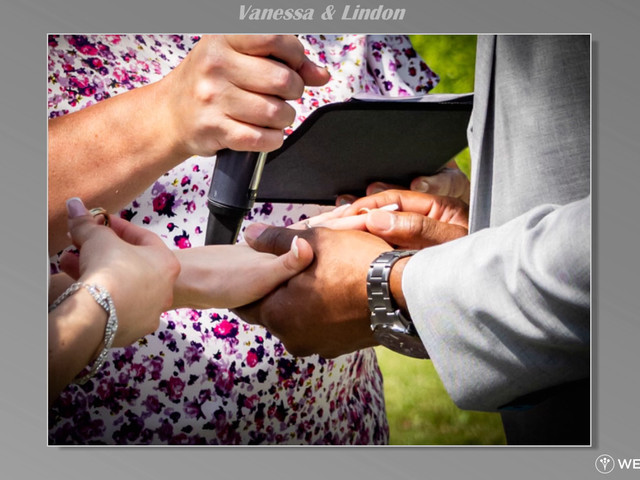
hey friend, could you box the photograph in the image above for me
[47,33,590,447]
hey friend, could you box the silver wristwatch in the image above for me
[367,250,429,359]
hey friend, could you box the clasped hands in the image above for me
[54,169,469,364]
[235,168,470,358]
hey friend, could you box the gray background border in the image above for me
[2,0,638,478]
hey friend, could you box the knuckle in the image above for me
[289,77,305,99]
[420,217,440,245]
[193,78,219,104]
[263,101,292,129]
[229,129,282,153]
[420,216,436,236]
[272,68,294,92]
[268,228,297,254]
[265,133,285,151]
[228,129,263,151]
[272,70,304,100]
[261,34,281,50]
[200,47,227,75]
[384,189,404,204]
[406,213,426,237]
[251,226,288,254]
[281,103,296,127]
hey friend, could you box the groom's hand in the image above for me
[235,224,392,358]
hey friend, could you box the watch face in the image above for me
[374,328,429,359]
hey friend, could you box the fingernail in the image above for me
[379,203,399,211]
[66,197,87,218]
[369,187,385,195]
[368,210,394,232]
[243,222,269,243]
[291,235,299,259]
[337,197,352,206]
[414,180,430,193]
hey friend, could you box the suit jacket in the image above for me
[403,35,590,423]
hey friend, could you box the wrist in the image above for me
[367,250,428,359]
[144,78,190,162]
[50,287,109,358]
[170,249,205,310]
[48,282,119,402]
[389,256,410,313]
[48,290,107,404]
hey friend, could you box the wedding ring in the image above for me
[90,207,111,227]
[304,220,312,229]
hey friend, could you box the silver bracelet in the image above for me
[49,282,119,384]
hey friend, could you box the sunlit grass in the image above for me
[377,347,506,445]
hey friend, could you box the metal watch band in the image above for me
[367,250,418,328]
[367,250,429,359]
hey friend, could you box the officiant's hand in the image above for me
[48,35,331,255]
[335,162,470,206]
[165,35,331,157]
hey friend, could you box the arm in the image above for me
[403,197,590,411]
[49,199,180,404]
[48,35,330,255]
[49,279,115,404]
[239,196,589,411]
[236,190,469,357]
[170,239,313,310]
[48,79,182,254]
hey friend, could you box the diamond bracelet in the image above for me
[49,282,118,384]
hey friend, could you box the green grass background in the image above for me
[411,34,476,176]
[374,35,506,445]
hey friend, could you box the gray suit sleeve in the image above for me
[403,196,590,411]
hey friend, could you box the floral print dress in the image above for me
[48,34,438,445]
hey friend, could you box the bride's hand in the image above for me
[171,236,313,310]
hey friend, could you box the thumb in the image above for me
[271,235,314,278]
[65,197,101,248]
[244,223,300,255]
[366,209,467,249]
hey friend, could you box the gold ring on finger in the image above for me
[89,207,111,227]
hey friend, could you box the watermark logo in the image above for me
[596,454,616,474]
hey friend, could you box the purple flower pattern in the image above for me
[48,34,438,444]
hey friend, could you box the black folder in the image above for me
[256,93,473,205]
